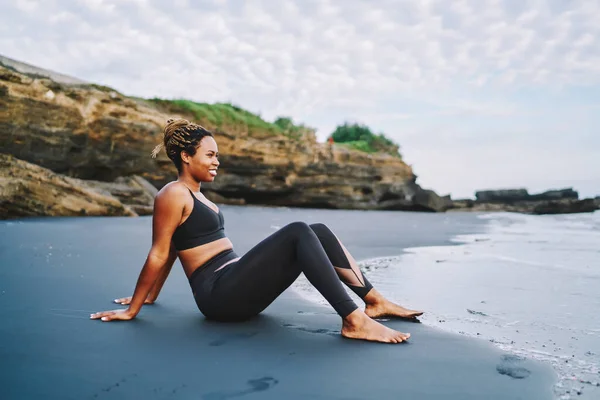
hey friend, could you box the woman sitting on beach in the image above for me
[91,119,423,343]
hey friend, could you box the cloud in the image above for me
[3,1,599,103]
[1,0,599,196]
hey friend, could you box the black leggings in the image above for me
[189,222,374,321]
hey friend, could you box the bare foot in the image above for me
[365,299,424,320]
[341,310,410,344]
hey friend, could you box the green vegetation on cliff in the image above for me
[148,99,311,140]
[329,122,401,158]
[148,99,401,157]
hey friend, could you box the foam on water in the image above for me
[291,211,600,399]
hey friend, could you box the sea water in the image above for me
[293,211,600,399]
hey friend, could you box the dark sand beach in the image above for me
[0,207,556,399]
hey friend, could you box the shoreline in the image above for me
[332,211,598,400]
[0,210,557,399]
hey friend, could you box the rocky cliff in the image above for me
[0,61,449,218]
[0,153,157,218]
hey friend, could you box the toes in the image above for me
[404,312,421,318]
[394,332,410,342]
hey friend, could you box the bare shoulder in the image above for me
[151,183,188,242]
[155,182,188,208]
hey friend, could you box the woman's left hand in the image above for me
[113,296,154,305]
[90,309,136,322]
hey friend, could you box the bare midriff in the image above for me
[177,237,240,279]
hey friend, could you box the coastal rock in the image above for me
[0,154,157,218]
[531,198,598,215]
[450,189,599,215]
[1,59,590,216]
[375,182,453,212]
[475,189,529,202]
[475,188,579,203]
[0,61,446,216]
[86,175,157,216]
[531,188,579,201]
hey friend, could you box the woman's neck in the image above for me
[178,177,200,193]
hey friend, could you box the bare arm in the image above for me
[147,242,177,302]
[91,186,184,321]
[124,251,170,316]
[112,242,177,305]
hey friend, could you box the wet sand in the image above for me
[0,207,556,399]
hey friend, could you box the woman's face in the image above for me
[183,136,220,182]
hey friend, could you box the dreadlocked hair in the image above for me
[151,118,214,172]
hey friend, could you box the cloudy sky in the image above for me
[1,0,599,198]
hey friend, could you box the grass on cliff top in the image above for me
[336,140,402,158]
[330,123,402,158]
[337,140,380,154]
[148,98,309,140]
[147,98,402,158]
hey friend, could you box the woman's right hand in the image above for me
[90,308,136,322]
[113,296,154,305]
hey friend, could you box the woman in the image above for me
[91,119,423,343]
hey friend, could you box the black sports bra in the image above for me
[172,189,226,251]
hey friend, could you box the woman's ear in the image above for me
[181,151,190,164]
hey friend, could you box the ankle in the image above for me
[343,309,367,327]
[364,289,385,306]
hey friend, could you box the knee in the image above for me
[309,223,332,237]
[283,221,312,236]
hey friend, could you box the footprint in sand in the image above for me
[496,354,531,379]
[283,323,339,337]
[202,376,278,400]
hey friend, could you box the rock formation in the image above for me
[450,188,598,215]
[0,154,156,218]
[475,188,579,203]
[0,60,449,218]
[1,58,595,218]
